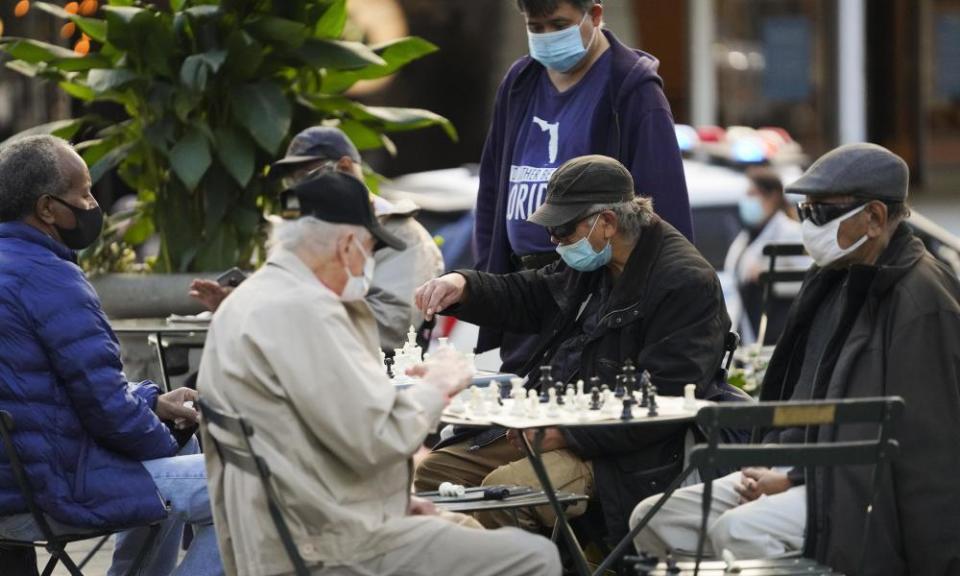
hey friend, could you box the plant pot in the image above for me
[89,272,214,319]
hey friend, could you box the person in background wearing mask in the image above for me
[632,144,960,574]
[0,135,223,575]
[474,0,692,375]
[723,167,810,344]
[190,126,443,352]
[413,156,728,543]
[198,170,561,576]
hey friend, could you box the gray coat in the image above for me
[760,224,960,575]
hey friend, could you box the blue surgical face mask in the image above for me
[555,214,612,271]
[527,12,596,73]
[738,196,767,229]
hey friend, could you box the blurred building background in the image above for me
[2,0,959,198]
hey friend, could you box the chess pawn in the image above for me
[589,387,601,410]
[553,381,565,405]
[510,387,525,417]
[647,385,659,417]
[620,397,634,420]
[683,383,698,411]
[614,375,626,398]
[545,387,561,417]
[537,366,554,400]
[469,387,487,416]
[564,384,577,412]
[448,389,466,414]
[526,389,541,418]
[576,379,585,397]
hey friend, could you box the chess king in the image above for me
[414,155,732,541]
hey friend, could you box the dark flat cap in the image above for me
[787,143,909,202]
[529,155,635,227]
[273,126,362,169]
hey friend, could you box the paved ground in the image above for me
[36,535,115,575]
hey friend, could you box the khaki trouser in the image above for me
[631,470,806,559]
[414,435,594,531]
[312,524,561,576]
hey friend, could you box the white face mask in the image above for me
[801,205,868,267]
[341,237,375,302]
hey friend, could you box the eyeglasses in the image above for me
[546,212,599,240]
[796,201,869,226]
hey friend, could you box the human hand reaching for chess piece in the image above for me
[734,467,791,504]
[507,428,567,453]
[405,347,474,402]
[414,273,467,321]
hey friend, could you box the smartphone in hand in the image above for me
[216,267,248,288]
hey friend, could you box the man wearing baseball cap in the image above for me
[190,126,444,352]
[413,155,730,542]
[198,170,562,576]
[632,143,960,574]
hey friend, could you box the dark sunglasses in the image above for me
[796,201,869,226]
[546,211,599,240]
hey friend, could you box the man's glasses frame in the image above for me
[797,200,901,226]
[546,211,602,240]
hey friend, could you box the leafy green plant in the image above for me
[0,0,455,273]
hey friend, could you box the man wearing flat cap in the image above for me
[632,143,960,574]
[413,155,730,542]
[190,126,444,352]
[198,171,562,576]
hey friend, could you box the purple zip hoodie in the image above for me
[473,29,693,354]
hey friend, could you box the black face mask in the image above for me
[48,195,104,250]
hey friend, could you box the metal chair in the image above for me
[198,397,311,576]
[0,410,159,576]
[603,396,904,576]
[756,243,809,345]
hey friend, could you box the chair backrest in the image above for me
[757,243,808,344]
[198,398,311,576]
[687,397,904,575]
[0,410,57,543]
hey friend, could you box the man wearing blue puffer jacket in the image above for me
[0,135,223,575]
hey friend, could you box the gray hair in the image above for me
[269,216,370,256]
[0,135,71,222]
[590,196,653,241]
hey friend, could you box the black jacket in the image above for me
[452,216,730,539]
[760,224,960,575]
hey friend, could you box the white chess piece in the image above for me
[526,389,540,418]
[510,387,525,417]
[403,325,422,362]
[439,482,466,498]
[469,386,486,416]
[546,388,560,417]
[437,337,451,350]
[684,384,698,411]
[447,390,465,414]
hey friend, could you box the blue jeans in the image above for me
[109,437,223,576]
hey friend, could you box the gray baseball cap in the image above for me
[273,126,361,169]
[787,143,909,202]
[529,155,635,227]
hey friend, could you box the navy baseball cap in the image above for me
[273,126,362,169]
[280,171,406,251]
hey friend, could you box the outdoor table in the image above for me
[110,317,210,392]
[440,394,712,576]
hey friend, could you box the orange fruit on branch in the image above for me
[14,1,30,18]
[60,22,76,39]
[64,2,79,14]
[78,0,97,16]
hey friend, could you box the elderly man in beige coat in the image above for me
[198,171,560,576]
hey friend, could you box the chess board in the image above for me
[441,391,711,429]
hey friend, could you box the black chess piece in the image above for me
[589,387,601,410]
[554,381,565,405]
[384,356,395,379]
[639,370,651,408]
[647,385,659,417]
[622,359,638,394]
[620,397,634,420]
[499,379,512,401]
[538,366,553,401]
[614,375,626,398]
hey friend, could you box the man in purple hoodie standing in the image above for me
[474,0,692,372]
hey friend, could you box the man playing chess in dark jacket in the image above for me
[413,155,730,542]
